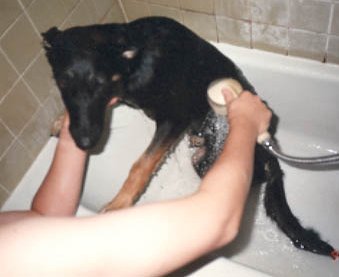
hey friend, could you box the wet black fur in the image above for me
[42,17,335,258]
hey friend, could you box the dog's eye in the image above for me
[95,76,105,85]
[57,72,74,89]
[89,74,105,87]
[57,79,68,89]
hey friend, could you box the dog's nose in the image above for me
[78,137,92,149]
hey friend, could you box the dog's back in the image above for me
[123,17,254,125]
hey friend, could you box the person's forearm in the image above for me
[31,126,87,216]
[198,119,257,244]
[92,120,260,276]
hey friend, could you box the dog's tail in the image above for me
[262,148,338,259]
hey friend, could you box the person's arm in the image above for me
[0,91,271,276]
[31,114,87,216]
[0,114,87,224]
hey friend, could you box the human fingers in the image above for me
[221,88,237,114]
[228,92,272,135]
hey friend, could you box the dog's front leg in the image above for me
[101,121,187,212]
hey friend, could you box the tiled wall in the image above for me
[120,0,339,64]
[0,0,125,207]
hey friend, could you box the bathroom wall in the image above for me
[120,0,339,64]
[0,0,125,207]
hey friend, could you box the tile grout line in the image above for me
[0,100,42,162]
[117,0,129,22]
[0,46,44,106]
[59,0,86,28]
[0,118,17,161]
[13,85,65,160]
[0,3,27,41]
[16,0,44,39]
[0,183,10,196]
[325,2,335,60]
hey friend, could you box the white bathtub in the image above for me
[2,43,339,277]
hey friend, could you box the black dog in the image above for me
[42,16,337,259]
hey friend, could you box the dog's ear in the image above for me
[42,27,61,49]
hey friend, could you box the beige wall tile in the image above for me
[0,141,33,192]
[252,23,288,54]
[215,0,250,21]
[122,0,150,21]
[27,0,69,32]
[102,6,126,23]
[0,51,19,101]
[23,53,55,103]
[69,0,96,27]
[148,0,180,8]
[216,16,251,47]
[180,0,214,14]
[149,4,183,23]
[0,81,40,135]
[84,0,98,23]
[60,17,76,30]
[20,0,35,8]
[92,0,114,21]
[251,0,288,26]
[0,14,41,73]
[0,121,14,157]
[102,4,126,23]
[18,106,51,158]
[331,4,339,36]
[0,0,22,36]
[183,11,217,41]
[44,90,65,123]
[61,0,79,12]
[327,35,339,64]
[0,185,9,208]
[288,29,327,62]
[290,0,331,33]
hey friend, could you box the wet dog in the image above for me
[42,16,337,259]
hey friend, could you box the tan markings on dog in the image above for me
[122,49,137,59]
[50,111,67,137]
[91,32,106,44]
[189,135,205,147]
[112,74,121,82]
[101,144,170,212]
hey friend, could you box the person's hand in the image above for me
[222,89,272,136]
[59,112,78,146]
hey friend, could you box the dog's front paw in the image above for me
[100,195,134,213]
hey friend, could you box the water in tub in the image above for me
[2,44,339,276]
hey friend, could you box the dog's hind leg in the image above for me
[101,120,187,212]
[263,148,338,259]
[190,111,229,178]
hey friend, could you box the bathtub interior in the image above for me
[2,43,339,277]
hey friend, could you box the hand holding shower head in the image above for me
[207,78,242,115]
[207,78,271,144]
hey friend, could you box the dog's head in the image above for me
[42,25,137,149]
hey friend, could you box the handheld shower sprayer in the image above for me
[207,78,339,166]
